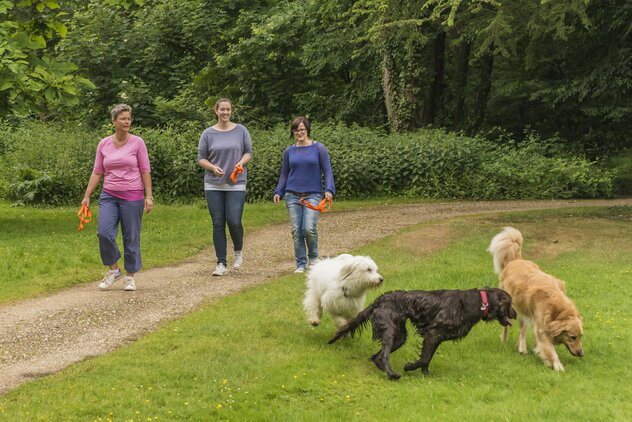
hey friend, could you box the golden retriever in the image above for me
[488,227,584,371]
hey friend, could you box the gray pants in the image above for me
[97,192,144,273]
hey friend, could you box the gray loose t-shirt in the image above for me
[197,124,253,190]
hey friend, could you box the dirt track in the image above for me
[1,198,630,394]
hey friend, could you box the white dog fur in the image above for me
[303,254,384,328]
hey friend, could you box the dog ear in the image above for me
[548,319,565,338]
[339,263,358,280]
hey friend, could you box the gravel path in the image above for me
[1,198,630,394]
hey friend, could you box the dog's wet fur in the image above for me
[329,288,516,379]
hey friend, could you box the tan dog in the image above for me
[488,227,584,371]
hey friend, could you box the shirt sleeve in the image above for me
[137,138,151,173]
[274,147,290,198]
[317,143,335,195]
[242,126,253,156]
[92,140,105,175]
[197,130,209,162]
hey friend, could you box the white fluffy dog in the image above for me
[303,254,384,328]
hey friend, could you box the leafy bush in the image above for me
[602,149,632,196]
[0,121,616,206]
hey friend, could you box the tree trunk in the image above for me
[453,40,471,130]
[472,43,494,133]
[382,51,399,132]
[421,31,446,126]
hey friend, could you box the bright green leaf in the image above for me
[0,80,14,91]
[32,35,47,48]
[44,88,56,101]
[54,22,67,37]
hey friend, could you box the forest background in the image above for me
[1,0,631,205]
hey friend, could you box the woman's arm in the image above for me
[81,173,103,207]
[142,172,153,213]
[273,148,290,203]
[237,152,252,167]
[318,144,335,199]
[198,158,224,176]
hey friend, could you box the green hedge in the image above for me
[0,121,615,206]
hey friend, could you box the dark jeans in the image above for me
[204,190,246,265]
[97,192,144,273]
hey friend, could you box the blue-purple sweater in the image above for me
[274,141,335,198]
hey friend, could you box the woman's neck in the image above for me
[214,121,235,131]
[113,130,129,143]
[296,138,313,147]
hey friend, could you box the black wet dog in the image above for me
[329,288,516,379]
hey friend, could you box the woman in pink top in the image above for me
[81,104,153,291]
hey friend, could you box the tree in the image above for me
[0,0,94,118]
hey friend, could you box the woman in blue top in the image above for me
[273,117,335,273]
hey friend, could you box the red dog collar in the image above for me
[480,290,489,317]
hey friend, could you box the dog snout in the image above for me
[572,347,584,358]
[378,276,384,284]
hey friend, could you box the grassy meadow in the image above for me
[0,197,430,305]
[0,205,631,420]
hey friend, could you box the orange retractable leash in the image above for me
[77,204,93,231]
[299,197,333,213]
[229,164,244,183]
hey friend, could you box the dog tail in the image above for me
[487,226,523,274]
[327,302,376,344]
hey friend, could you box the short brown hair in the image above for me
[290,116,311,138]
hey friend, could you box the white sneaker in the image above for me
[212,263,228,276]
[124,276,137,291]
[99,269,123,290]
[233,251,243,269]
[294,267,306,274]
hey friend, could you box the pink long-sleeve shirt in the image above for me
[93,134,151,200]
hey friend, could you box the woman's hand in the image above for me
[212,164,225,176]
[273,194,281,205]
[144,197,154,213]
[325,192,333,201]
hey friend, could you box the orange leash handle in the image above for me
[299,197,333,213]
[229,164,244,183]
[77,204,93,231]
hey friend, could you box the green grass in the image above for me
[0,198,436,305]
[1,206,631,420]
[0,199,275,305]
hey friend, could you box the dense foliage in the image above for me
[0,122,614,206]
[2,0,631,156]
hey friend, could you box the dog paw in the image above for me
[388,372,401,380]
[403,362,418,372]
[553,362,565,372]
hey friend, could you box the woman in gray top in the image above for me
[197,98,253,276]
